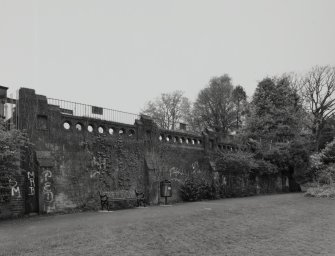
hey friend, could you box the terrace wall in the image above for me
[0,87,291,216]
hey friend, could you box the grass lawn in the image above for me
[1,193,335,256]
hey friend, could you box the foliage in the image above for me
[312,139,335,184]
[180,177,217,201]
[307,139,335,186]
[253,159,278,175]
[246,76,303,142]
[287,139,311,183]
[255,138,311,182]
[0,120,31,173]
[232,85,247,130]
[193,75,245,133]
[215,151,257,174]
[142,91,191,130]
[305,138,335,199]
[305,185,335,199]
[320,139,335,165]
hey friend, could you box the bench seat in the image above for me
[99,190,146,210]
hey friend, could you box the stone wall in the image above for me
[4,87,291,216]
[0,145,38,219]
[0,170,26,219]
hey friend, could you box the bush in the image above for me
[215,151,257,174]
[305,185,335,199]
[180,178,217,202]
[304,139,335,198]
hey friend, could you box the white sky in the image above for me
[1,0,335,114]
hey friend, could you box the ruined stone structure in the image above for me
[0,87,292,218]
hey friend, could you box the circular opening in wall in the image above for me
[166,135,172,142]
[119,128,125,135]
[75,123,83,131]
[87,125,94,133]
[179,138,183,144]
[191,139,195,145]
[63,121,71,130]
[98,126,104,134]
[109,128,114,135]
[186,138,190,144]
[198,140,202,145]
[173,137,178,143]
[159,135,163,141]
[129,129,135,137]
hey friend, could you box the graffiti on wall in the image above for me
[42,169,55,212]
[165,161,203,182]
[27,171,35,196]
[0,173,21,200]
[9,177,21,198]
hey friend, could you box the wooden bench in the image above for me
[99,190,146,211]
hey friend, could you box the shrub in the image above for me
[304,139,335,198]
[180,178,217,201]
[215,151,257,174]
[305,185,335,199]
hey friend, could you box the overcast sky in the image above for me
[1,0,335,114]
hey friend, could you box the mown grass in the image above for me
[1,193,335,256]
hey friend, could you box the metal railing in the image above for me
[47,98,140,125]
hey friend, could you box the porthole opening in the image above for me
[109,128,114,135]
[119,129,125,135]
[87,125,93,133]
[63,122,71,130]
[129,129,135,137]
[98,126,104,134]
[159,135,163,141]
[75,123,82,131]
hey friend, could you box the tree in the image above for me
[318,117,335,150]
[247,76,303,142]
[232,85,247,130]
[142,91,191,130]
[193,75,236,133]
[300,65,335,151]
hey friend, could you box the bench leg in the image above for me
[101,201,109,211]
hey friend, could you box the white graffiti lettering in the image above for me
[27,171,35,196]
[42,169,54,212]
[9,178,21,198]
